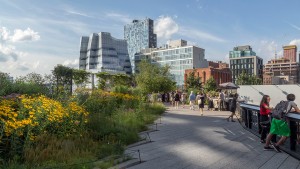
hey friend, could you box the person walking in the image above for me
[264,94,300,152]
[218,91,225,111]
[181,91,187,108]
[189,91,196,110]
[207,94,214,111]
[174,90,180,109]
[259,95,272,143]
[227,93,238,122]
[196,92,205,116]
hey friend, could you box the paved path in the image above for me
[124,106,300,169]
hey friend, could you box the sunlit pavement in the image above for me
[123,105,299,169]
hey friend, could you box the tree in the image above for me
[52,65,73,95]
[15,72,45,85]
[72,69,90,87]
[95,72,112,90]
[135,60,176,94]
[204,77,217,92]
[236,71,262,85]
[185,69,202,90]
[0,72,13,96]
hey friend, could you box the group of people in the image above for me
[260,94,300,152]
[158,90,300,153]
[187,91,238,118]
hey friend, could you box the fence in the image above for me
[238,102,300,159]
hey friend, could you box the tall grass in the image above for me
[1,89,166,169]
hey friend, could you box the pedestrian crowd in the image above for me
[149,90,300,153]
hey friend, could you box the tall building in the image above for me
[229,45,263,83]
[124,18,157,73]
[135,40,208,86]
[184,61,232,86]
[79,32,131,74]
[283,45,297,62]
[263,58,300,84]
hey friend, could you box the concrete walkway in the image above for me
[124,106,300,169]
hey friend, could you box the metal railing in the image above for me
[238,102,300,159]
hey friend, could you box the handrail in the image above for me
[238,103,300,160]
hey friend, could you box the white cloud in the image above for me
[0,27,40,42]
[255,40,281,62]
[0,44,20,62]
[66,10,93,18]
[63,59,79,68]
[179,26,226,42]
[0,27,11,41]
[289,39,300,46]
[154,16,179,40]
[11,28,40,42]
[105,12,132,24]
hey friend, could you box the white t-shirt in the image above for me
[287,101,298,112]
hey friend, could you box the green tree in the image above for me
[96,72,112,90]
[185,69,202,90]
[236,71,262,85]
[0,72,13,96]
[15,72,45,85]
[52,65,73,95]
[135,60,176,94]
[73,69,90,87]
[204,77,217,92]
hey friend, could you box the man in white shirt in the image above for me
[218,91,225,111]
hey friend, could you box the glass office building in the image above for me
[229,45,263,83]
[124,18,157,73]
[79,32,131,74]
[135,41,208,86]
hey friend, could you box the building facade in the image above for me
[263,58,300,84]
[124,18,157,73]
[283,45,297,62]
[229,45,263,83]
[79,32,131,74]
[184,61,232,86]
[135,40,208,86]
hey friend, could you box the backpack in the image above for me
[271,101,290,120]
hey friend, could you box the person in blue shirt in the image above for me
[189,91,196,110]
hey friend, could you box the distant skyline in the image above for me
[1,0,300,77]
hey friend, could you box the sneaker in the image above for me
[263,146,273,151]
[231,120,236,122]
[271,145,281,152]
[260,140,266,144]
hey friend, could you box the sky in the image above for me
[1,0,300,77]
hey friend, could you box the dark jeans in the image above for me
[260,115,270,141]
[219,100,224,110]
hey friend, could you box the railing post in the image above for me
[290,120,297,151]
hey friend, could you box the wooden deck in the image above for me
[121,106,300,169]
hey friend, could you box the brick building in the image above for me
[283,45,297,62]
[184,61,232,86]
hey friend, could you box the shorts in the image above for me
[270,118,290,137]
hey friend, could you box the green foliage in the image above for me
[135,60,176,94]
[72,69,90,87]
[52,65,73,96]
[204,77,217,92]
[187,88,200,97]
[0,72,50,96]
[112,85,131,94]
[0,72,13,96]
[236,71,262,85]
[185,69,202,90]
[96,72,133,90]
